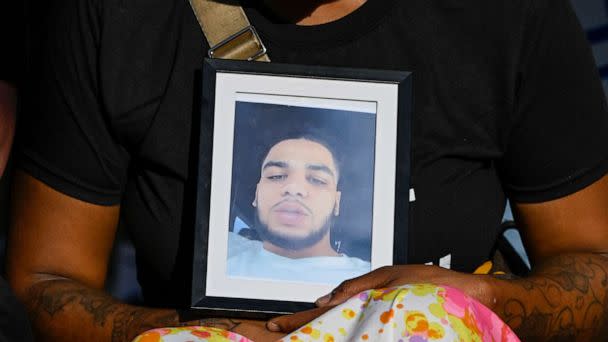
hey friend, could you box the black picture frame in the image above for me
[190,58,412,318]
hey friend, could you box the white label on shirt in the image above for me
[439,254,452,269]
[409,188,416,202]
[424,254,452,269]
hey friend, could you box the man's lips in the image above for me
[271,201,310,225]
[273,202,309,215]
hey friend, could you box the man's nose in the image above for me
[282,180,308,197]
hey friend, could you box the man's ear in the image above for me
[252,184,259,207]
[333,191,341,216]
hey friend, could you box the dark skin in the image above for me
[258,0,366,25]
[7,0,608,341]
[0,81,16,173]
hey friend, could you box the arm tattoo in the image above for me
[497,254,608,340]
[26,279,180,341]
[111,307,178,342]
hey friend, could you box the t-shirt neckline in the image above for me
[243,0,398,49]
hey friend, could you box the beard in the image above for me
[255,213,334,251]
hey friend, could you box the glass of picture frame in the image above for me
[191,59,412,318]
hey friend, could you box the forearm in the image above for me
[21,277,242,341]
[21,277,177,341]
[491,253,608,341]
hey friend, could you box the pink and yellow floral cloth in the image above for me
[133,327,251,342]
[132,284,519,342]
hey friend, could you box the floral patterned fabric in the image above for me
[133,326,252,342]
[132,284,519,342]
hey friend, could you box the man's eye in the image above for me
[267,175,286,181]
[308,176,327,186]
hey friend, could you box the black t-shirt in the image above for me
[18,0,608,307]
[0,0,24,85]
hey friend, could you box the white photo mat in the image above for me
[205,72,399,303]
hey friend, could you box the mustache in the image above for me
[270,198,313,216]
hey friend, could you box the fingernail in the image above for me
[315,293,332,306]
[267,321,280,332]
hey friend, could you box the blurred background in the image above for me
[573,0,608,94]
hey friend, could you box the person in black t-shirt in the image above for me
[7,0,608,340]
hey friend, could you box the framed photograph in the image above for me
[191,59,412,318]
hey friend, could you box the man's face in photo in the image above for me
[253,138,341,250]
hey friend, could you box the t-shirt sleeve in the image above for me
[17,0,130,205]
[0,0,24,85]
[500,0,608,203]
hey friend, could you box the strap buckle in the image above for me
[208,25,267,61]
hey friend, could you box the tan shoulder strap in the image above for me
[188,0,270,62]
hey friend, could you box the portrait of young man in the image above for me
[226,136,371,284]
[224,101,377,286]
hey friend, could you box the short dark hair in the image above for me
[261,133,342,184]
